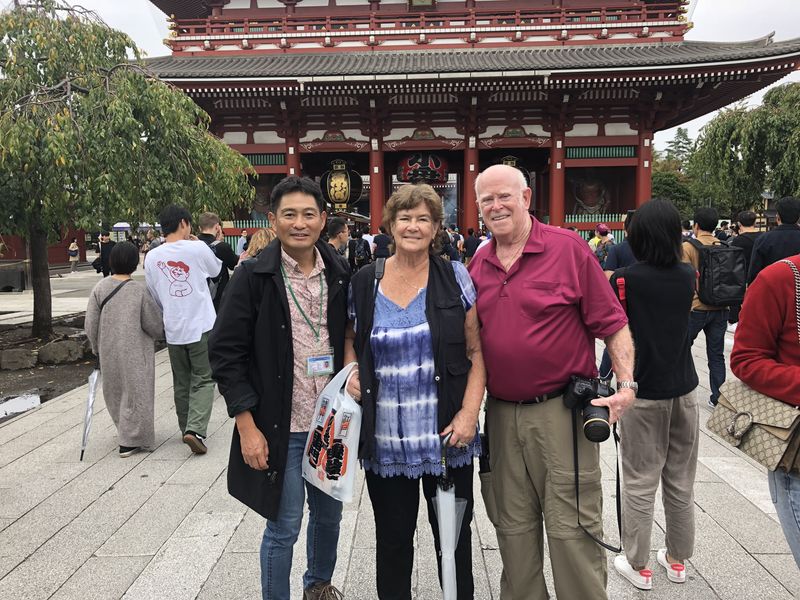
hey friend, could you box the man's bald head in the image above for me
[475,164,527,197]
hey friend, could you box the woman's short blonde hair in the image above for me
[246,227,276,258]
[382,184,444,254]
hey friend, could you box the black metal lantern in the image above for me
[397,153,448,184]
[500,155,532,188]
[320,159,363,211]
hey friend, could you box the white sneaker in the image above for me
[614,555,653,590]
[657,548,686,583]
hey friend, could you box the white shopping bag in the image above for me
[302,362,362,503]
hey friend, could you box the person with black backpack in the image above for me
[197,212,239,312]
[682,207,747,408]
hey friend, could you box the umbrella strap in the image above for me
[571,408,623,553]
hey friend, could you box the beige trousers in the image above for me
[619,391,700,568]
[485,396,607,600]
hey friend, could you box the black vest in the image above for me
[350,256,471,461]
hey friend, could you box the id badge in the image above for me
[307,352,334,377]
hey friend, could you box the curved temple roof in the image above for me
[146,36,800,80]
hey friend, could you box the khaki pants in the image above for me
[486,396,607,600]
[619,391,700,568]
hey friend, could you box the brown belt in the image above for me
[489,387,566,405]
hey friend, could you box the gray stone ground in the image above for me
[0,267,798,599]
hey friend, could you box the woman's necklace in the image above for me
[393,260,428,292]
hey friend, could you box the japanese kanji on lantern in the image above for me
[320,159,363,211]
[396,153,448,184]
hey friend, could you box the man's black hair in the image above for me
[158,204,192,235]
[327,217,347,239]
[109,241,139,275]
[693,207,719,233]
[776,196,800,225]
[629,199,682,268]
[468,228,475,236]
[623,210,635,232]
[270,176,326,214]
[738,210,757,227]
[101,231,110,237]
[720,221,729,228]
[379,226,387,234]
[681,219,691,230]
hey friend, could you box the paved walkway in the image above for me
[1,277,798,598]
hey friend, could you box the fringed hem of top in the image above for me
[363,438,481,479]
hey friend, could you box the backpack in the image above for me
[594,238,613,266]
[354,238,371,267]
[687,238,746,306]
[206,240,223,299]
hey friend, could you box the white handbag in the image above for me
[302,362,362,502]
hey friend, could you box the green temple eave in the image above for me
[144,37,800,81]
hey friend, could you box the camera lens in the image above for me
[583,405,610,443]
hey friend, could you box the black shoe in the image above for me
[183,431,207,454]
[119,446,141,458]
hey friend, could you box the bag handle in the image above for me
[779,259,800,345]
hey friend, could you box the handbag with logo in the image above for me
[707,259,800,471]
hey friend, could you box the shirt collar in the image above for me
[281,247,324,277]
[484,215,544,271]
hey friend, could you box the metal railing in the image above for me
[170,3,685,41]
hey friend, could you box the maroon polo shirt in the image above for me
[469,217,627,401]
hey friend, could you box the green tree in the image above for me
[651,170,694,218]
[664,127,694,169]
[0,1,254,338]
[688,83,800,218]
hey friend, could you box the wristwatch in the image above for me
[617,380,639,395]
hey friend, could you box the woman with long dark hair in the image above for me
[609,199,700,590]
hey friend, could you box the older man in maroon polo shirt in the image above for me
[469,164,636,600]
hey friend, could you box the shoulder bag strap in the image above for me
[94,279,131,367]
[779,260,800,345]
[98,278,131,313]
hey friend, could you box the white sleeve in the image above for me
[198,241,223,278]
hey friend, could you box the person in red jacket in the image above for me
[731,254,800,567]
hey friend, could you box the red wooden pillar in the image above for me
[286,134,301,176]
[635,130,653,207]
[549,133,566,227]
[369,138,385,232]
[462,135,479,234]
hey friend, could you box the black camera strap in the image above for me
[571,408,622,553]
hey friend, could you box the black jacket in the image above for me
[208,239,350,520]
[748,224,800,284]
[350,256,471,461]
[197,233,238,311]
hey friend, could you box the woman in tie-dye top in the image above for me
[345,184,486,600]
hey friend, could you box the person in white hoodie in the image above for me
[145,204,222,454]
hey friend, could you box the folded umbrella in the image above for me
[432,433,468,600]
[79,368,101,461]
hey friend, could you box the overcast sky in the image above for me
[3,0,798,150]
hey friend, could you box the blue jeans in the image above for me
[769,469,800,567]
[687,309,728,405]
[260,432,343,600]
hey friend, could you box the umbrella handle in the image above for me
[440,432,453,480]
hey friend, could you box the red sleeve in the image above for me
[578,245,628,339]
[731,265,800,405]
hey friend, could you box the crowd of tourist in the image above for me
[83,168,800,599]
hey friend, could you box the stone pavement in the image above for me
[0,279,798,598]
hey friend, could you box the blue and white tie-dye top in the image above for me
[350,261,481,478]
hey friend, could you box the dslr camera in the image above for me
[563,375,614,443]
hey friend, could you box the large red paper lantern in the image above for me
[396,153,448,184]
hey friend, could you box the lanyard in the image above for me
[281,263,325,341]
